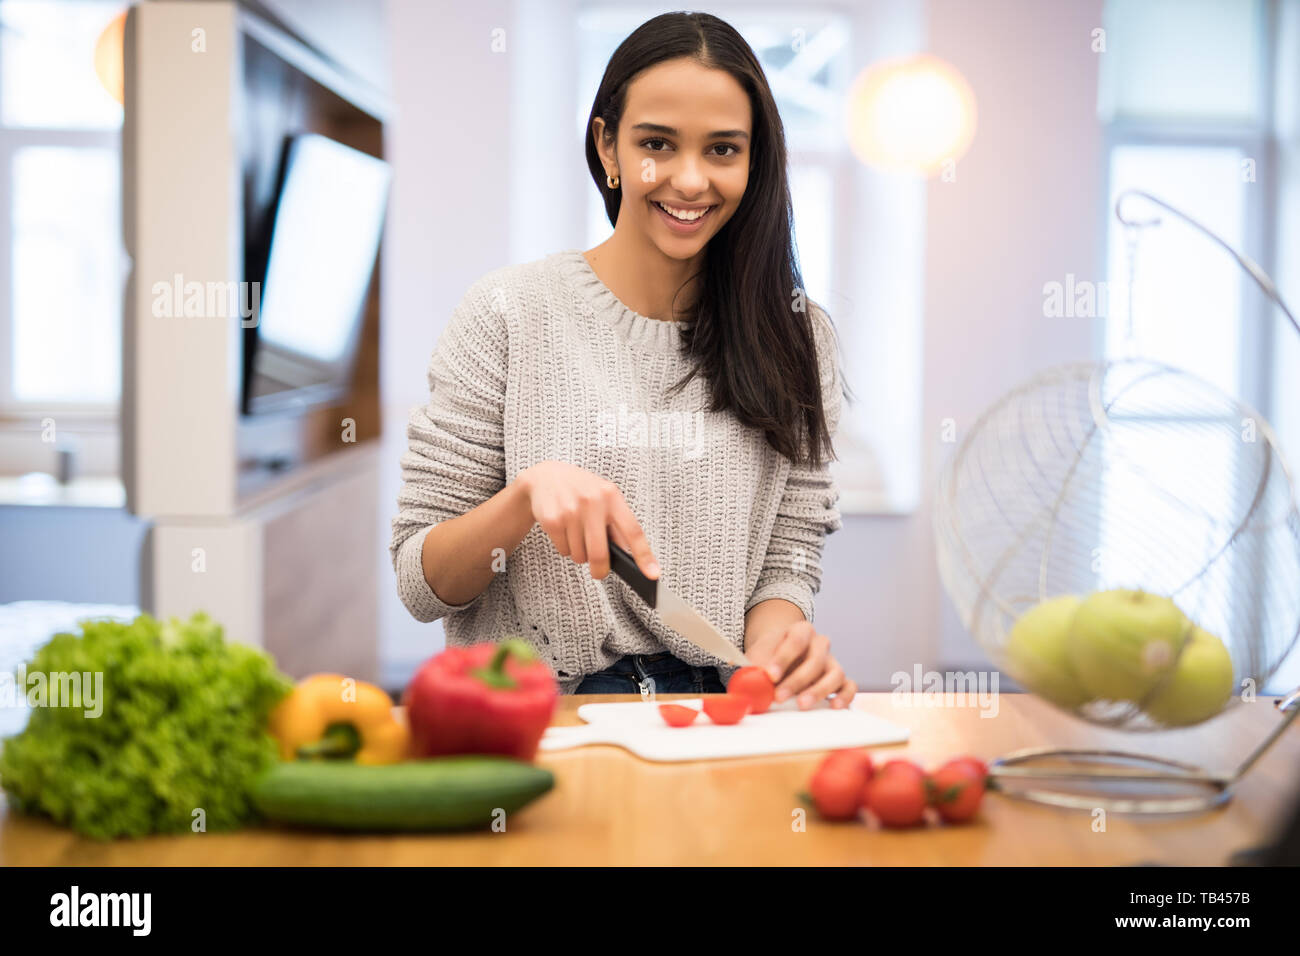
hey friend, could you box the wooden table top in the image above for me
[3,692,1297,866]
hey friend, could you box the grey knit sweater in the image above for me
[390,248,843,693]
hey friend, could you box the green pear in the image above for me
[1066,588,1192,702]
[1142,625,1234,727]
[1004,594,1091,709]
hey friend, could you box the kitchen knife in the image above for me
[606,538,752,668]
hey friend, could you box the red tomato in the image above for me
[809,757,868,821]
[864,770,928,828]
[877,758,926,783]
[928,762,986,823]
[825,748,875,783]
[702,694,750,725]
[727,666,776,714]
[658,703,700,727]
[946,756,989,784]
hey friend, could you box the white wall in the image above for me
[380,0,517,683]
[378,0,1105,688]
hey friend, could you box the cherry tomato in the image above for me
[702,695,750,725]
[809,755,869,821]
[946,756,989,785]
[658,703,700,727]
[877,758,926,783]
[825,748,874,783]
[927,761,986,823]
[864,770,928,828]
[727,666,776,714]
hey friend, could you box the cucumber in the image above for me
[251,757,555,832]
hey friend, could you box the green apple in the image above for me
[1142,625,1235,727]
[1004,594,1092,709]
[1066,588,1192,702]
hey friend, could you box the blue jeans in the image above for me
[573,652,725,695]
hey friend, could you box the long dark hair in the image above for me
[584,11,842,468]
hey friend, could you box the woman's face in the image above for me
[597,58,752,260]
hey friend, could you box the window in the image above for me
[1104,145,1248,397]
[0,0,125,415]
[1097,0,1267,126]
[1099,0,1271,392]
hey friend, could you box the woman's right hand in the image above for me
[516,461,660,582]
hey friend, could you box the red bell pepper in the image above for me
[403,639,558,762]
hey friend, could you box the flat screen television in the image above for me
[242,132,391,415]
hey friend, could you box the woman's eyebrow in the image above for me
[631,122,750,141]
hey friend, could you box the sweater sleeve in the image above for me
[390,279,509,623]
[745,304,844,623]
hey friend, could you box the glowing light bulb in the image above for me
[94,10,128,106]
[845,54,977,177]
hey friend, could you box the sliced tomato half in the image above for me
[702,694,750,725]
[658,703,700,727]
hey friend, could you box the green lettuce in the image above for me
[0,612,291,839]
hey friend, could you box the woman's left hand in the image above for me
[744,620,857,710]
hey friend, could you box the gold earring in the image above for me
[607,172,620,189]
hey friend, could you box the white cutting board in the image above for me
[539,697,909,762]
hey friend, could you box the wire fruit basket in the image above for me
[933,190,1300,814]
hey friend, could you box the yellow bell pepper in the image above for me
[268,673,410,765]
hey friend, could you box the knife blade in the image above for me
[606,538,752,668]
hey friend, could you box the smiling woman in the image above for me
[392,12,856,710]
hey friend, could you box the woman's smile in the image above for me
[650,198,718,234]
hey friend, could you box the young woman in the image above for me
[391,12,856,709]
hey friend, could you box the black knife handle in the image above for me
[607,538,658,608]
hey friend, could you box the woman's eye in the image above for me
[712,143,740,157]
[642,138,671,151]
